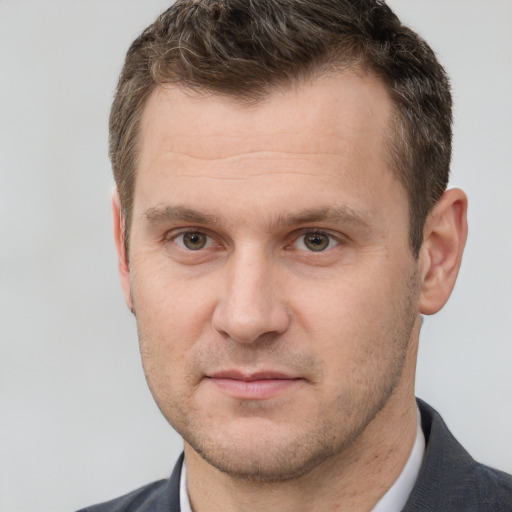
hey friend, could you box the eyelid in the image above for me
[163,227,346,252]
[290,229,345,252]
[166,228,217,250]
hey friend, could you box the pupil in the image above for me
[305,233,329,251]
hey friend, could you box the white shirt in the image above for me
[180,409,425,512]
[372,407,425,512]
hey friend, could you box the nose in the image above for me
[212,248,291,344]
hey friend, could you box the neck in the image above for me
[185,325,420,512]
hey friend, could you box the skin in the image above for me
[114,71,467,511]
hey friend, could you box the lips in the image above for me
[206,370,303,400]
[209,370,298,381]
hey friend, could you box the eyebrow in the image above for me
[144,205,221,225]
[143,204,370,229]
[273,206,370,229]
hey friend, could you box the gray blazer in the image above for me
[77,399,512,511]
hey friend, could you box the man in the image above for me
[79,1,512,510]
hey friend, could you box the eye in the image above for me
[294,231,339,252]
[173,231,213,250]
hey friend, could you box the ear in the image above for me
[112,190,133,311]
[418,188,468,315]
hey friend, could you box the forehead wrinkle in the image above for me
[153,149,347,163]
[155,172,345,183]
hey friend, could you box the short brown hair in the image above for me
[110,0,452,257]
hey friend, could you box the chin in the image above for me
[179,414,363,483]
[191,438,337,483]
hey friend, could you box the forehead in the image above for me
[133,71,404,230]
[138,71,393,169]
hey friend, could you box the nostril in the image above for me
[212,298,290,344]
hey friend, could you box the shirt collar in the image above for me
[179,459,192,512]
[371,406,425,512]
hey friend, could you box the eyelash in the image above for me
[170,230,216,251]
[168,229,343,253]
[291,230,340,252]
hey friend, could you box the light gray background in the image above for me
[0,1,511,511]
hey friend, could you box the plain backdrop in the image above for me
[0,1,511,511]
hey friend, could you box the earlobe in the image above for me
[112,190,133,311]
[419,188,468,315]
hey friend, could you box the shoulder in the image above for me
[75,454,183,512]
[467,462,512,506]
[404,400,512,511]
[76,479,169,512]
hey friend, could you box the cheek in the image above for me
[130,263,217,384]
[131,256,216,329]
[295,267,413,363]
[294,270,384,334]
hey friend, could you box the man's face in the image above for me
[122,72,422,481]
